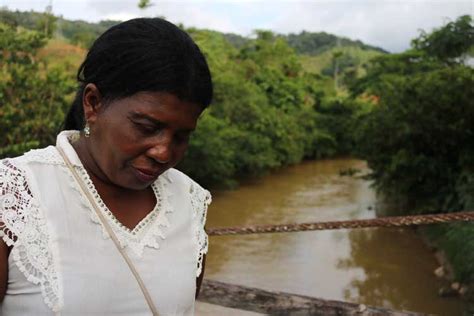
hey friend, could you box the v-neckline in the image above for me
[75,165,163,237]
[57,131,174,257]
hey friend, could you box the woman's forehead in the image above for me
[107,91,201,128]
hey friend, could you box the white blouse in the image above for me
[0,131,211,315]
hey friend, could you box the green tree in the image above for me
[352,15,474,291]
[36,3,57,38]
[0,23,74,158]
[412,15,474,63]
[138,0,154,10]
[178,28,347,186]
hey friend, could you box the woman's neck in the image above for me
[70,135,156,228]
[71,136,132,199]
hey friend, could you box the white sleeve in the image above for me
[0,159,33,246]
[0,158,63,311]
[189,180,212,277]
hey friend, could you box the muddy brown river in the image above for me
[203,159,468,315]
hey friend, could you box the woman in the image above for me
[0,17,212,315]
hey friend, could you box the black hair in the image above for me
[63,18,213,130]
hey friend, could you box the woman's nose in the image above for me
[147,137,172,164]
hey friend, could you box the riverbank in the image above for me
[420,224,474,313]
[376,193,474,313]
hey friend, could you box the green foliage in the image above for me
[175,28,361,187]
[1,8,46,29]
[178,113,240,188]
[0,23,75,158]
[285,31,387,55]
[0,8,120,49]
[322,51,359,76]
[222,33,249,49]
[36,8,57,38]
[138,0,154,10]
[412,15,474,63]
[58,19,120,48]
[353,15,474,287]
[349,50,442,96]
[70,31,96,49]
[223,30,387,56]
[1,7,56,38]
[316,97,368,156]
[300,45,384,95]
[355,65,474,213]
[423,223,474,283]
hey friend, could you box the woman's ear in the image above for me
[82,83,104,124]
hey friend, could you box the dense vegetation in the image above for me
[0,9,120,48]
[351,15,474,296]
[178,29,360,187]
[1,7,473,306]
[0,22,75,157]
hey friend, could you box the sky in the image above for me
[1,0,472,52]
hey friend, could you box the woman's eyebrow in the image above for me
[129,112,163,125]
[129,112,195,133]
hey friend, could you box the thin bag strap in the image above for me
[56,146,159,316]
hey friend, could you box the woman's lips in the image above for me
[132,167,161,183]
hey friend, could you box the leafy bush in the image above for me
[353,15,474,287]
[178,29,358,187]
[0,23,75,158]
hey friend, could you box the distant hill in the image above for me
[222,32,249,49]
[1,8,387,78]
[285,31,387,55]
[0,8,120,48]
[300,46,384,75]
[2,8,387,53]
[221,31,387,76]
[57,18,120,48]
[222,31,387,55]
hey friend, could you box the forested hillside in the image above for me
[0,9,120,48]
[222,31,387,80]
[0,8,386,76]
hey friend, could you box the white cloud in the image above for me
[266,0,472,52]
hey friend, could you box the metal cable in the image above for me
[207,211,474,236]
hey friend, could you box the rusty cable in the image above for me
[207,211,474,236]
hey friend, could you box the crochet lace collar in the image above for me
[53,130,174,257]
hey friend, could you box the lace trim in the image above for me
[16,138,175,257]
[62,163,174,258]
[190,182,211,277]
[0,159,62,312]
[16,146,64,165]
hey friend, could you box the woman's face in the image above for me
[85,88,202,190]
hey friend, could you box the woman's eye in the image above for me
[134,122,156,134]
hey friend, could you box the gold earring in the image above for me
[84,123,91,138]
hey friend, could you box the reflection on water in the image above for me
[205,159,468,315]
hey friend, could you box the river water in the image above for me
[204,159,468,315]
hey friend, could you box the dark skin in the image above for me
[0,243,7,302]
[0,84,207,302]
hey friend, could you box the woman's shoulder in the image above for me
[1,145,62,168]
[0,147,63,311]
[0,146,64,224]
[162,168,210,196]
[0,148,57,247]
[0,146,59,202]
[161,168,212,214]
